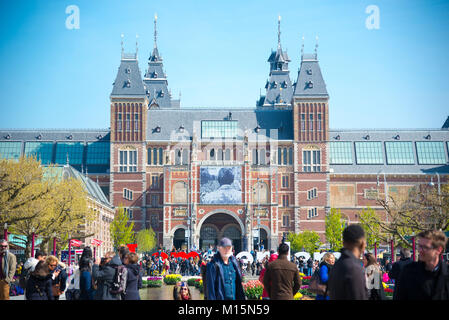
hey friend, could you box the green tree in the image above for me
[136,228,157,253]
[287,230,322,255]
[110,205,135,250]
[359,207,384,250]
[325,208,345,251]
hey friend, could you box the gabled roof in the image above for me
[110,55,146,97]
[146,108,293,141]
[293,53,328,98]
[43,165,112,207]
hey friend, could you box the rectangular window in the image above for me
[24,142,53,164]
[282,175,289,188]
[55,142,84,165]
[303,150,321,172]
[330,142,353,164]
[307,188,318,200]
[151,175,159,189]
[124,208,133,219]
[416,141,446,165]
[282,214,290,227]
[0,142,22,160]
[201,120,238,138]
[309,114,313,131]
[151,194,159,207]
[119,149,137,172]
[134,113,139,132]
[123,188,133,201]
[355,142,384,164]
[282,195,289,207]
[301,114,305,131]
[385,142,415,164]
[307,208,318,219]
[126,113,130,132]
[117,113,122,132]
[317,114,322,131]
[86,142,110,165]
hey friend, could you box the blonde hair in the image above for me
[45,255,59,265]
[322,253,335,264]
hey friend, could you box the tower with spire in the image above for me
[143,14,180,109]
[257,16,294,109]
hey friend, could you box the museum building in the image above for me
[1,17,448,251]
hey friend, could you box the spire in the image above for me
[277,15,281,49]
[315,35,319,56]
[154,13,158,49]
[301,35,304,59]
[121,33,124,57]
[136,34,139,57]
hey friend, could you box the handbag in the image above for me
[307,269,327,296]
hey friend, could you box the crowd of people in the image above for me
[1,225,448,300]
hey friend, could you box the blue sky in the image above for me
[0,0,448,130]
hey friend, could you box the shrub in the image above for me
[164,274,182,285]
[188,277,201,287]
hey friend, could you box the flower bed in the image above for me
[164,274,182,285]
[188,277,202,287]
[194,279,204,293]
[145,276,163,288]
[242,280,263,300]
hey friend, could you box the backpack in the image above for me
[19,267,31,290]
[110,265,128,295]
[307,267,327,296]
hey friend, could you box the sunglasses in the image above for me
[49,264,57,267]
[0,245,7,248]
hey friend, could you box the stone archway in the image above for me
[197,210,244,253]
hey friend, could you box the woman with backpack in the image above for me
[92,251,123,300]
[315,253,335,300]
[123,253,142,300]
[25,261,53,300]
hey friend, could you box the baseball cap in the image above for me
[269,253,278,262]
[218,237,232,247]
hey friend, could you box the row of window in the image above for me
[307,188,317,200]
[330,141,449,165]
[123,188,133,201]
[300,113,322,131]
[0,141,110,165]
[119,150,137,172]
[117,113,139,132]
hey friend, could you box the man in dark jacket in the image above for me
[92,252,123,300]
[206,238,245,300]
[389,247,413,300]
[263,243,301,300]
[395,230,449,300]
[327,224,368,300]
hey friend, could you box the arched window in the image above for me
[175,149,182,165]
[153,147,157,165]
[288,148,293,165]
[278,148,282,165]
[283,148,288,165]
[182,149,189,164]
[225,149,231,161]
[223,226,241,240]
[217,149,223,161]
[172,182,187,203]
[252,149,258,165]
[210,148,215,160]
[260,149,266,165]
[158,148,163,165]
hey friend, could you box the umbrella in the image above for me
[187,251,199,259]
[177,251,188,259]
[152,252,168,259]
[236,251,254,264]
[170,252,177,257]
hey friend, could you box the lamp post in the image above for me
[390,238,395,263]
[31,227,36,258]
[3,223,7,242]
[374,242,378,260]
[429,172,441,230]
[68,238,72,271]
[377,170,388,223]
[52,232,57,256]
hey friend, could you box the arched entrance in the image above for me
[199,212,243,253]
[253,228,268,250]
[173,228,186,250]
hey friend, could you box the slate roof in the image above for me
[43,165,112,207]
[146,108,294,141]
[329,129,449,174]
[293,53,329,98]
[111,55,146,97]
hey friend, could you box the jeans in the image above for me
[307,268,313,276]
